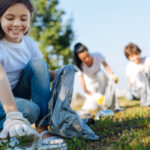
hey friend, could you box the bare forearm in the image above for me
[80,80,87,92]
[102,61,113,75]
[0,64,18,113]
[78,74,92,95]
[105,66,114,75]
[0,65,18,113]
[78,74,86,90]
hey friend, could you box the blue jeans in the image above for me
[0,58,51,129]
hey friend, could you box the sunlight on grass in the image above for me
[1,97,150,150]
[68,97,150,150]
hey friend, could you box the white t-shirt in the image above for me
[77,52,105,90]
[0,36,42,89]
[79,52,105,77]
[126,56,150,84]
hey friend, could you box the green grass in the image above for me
[1,98,150,150]
[67,97,150,150]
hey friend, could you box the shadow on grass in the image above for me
[93,114,150,137]
[123,104,140,108]
[66,114,150,150]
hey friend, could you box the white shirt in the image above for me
[79,52,105,77]
[126,56,150,84]
[77,52,105,90]
[0,36,42,89]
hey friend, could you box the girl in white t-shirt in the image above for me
[124,43,150,106]
[0,0,64,145]
[73,43,118,111]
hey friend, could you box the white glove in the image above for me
[0,112,40,139]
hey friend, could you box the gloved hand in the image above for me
[0,112,40,140]
[92,93,104,106]
[96,95,104,106]
[109,74,118,83]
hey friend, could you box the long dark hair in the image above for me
[0,0,33,39]
[73,42,88,71]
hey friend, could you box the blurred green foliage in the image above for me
[30,0,74,69]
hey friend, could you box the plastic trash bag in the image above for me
[81,80,120,112]
[132,72,150,106]
[81,93,102,111]
[44,64,99,141]
[102,80,120,110]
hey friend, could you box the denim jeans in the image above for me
[0,58,50,129]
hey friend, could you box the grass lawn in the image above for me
[0,97,150,150]
[67,97,150,150]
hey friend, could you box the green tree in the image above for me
[30,0,74,69]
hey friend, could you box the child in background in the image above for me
[73,42,119,112]
[124,43,150,106]
[0,0,64,145]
